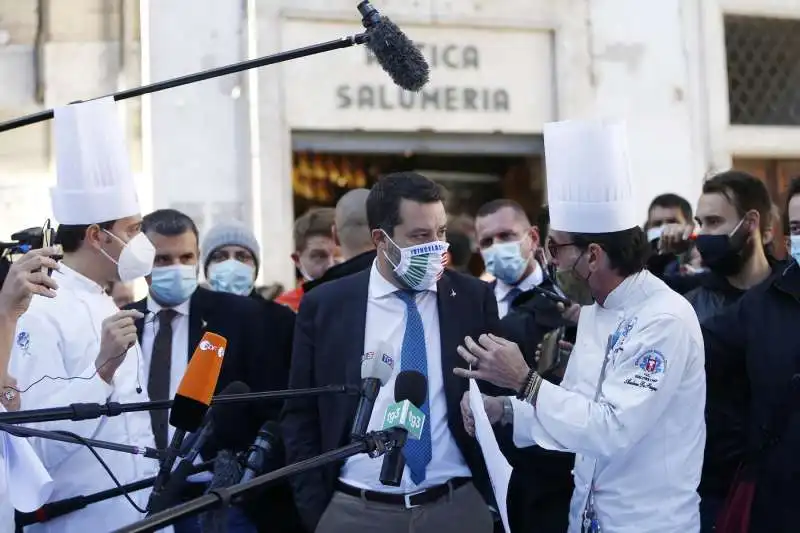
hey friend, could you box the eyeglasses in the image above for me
[547,240,576,259]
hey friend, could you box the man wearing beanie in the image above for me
[200,220,302,532]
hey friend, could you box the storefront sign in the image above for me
[280,21,554,134]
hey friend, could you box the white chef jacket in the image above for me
[511,271,705,533]
[9,264,167,533]
[0,404,55,533]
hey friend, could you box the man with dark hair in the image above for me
[9,98,161,532]
[305,189,376,293]
[644,193,694,277]
[282,171,501,533]
[276,208,337,312]
[698,176,800,531]
[127,208,298,533]
[646,193,693,235]
[660,170,773,322]
[458,120,706,532]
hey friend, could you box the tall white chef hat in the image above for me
[544,119,638,234]
[50,97,140,225]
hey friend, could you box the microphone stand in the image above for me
[0,385,353,424]
[0,34,367,133]
[113,429,408,533]
[14,461,212,528]
[0,422,163,459]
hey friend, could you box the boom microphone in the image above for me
[350,341,395,439]
[380,370,428,486]
[148,332,227,512]
[359,0,430,92]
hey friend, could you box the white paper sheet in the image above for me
[1,431,54,512]
[469,379,512,533]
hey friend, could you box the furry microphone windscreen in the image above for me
[200,450,244,533]
[365,16,430,92]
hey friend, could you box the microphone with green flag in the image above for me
[380,370,427,486]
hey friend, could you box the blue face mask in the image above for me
[149,264,198,306]
[208,259,255,296]
[791,235,800,266]
[481,240,530,285]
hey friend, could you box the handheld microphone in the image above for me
[380,370,428,486]
[147,381,250,514]
[147,332,227,512]
[350,341,395,440]
[358,1,430,92]
[240,421,282,483]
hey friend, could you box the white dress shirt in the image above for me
[494,263,544,318]
[140,296,190,443]
[511,271,705,533]
[339,261,471,493]
[9,264,164,533]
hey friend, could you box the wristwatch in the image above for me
[501,397,514,426]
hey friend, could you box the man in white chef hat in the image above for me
[456,120,706,532]
[9,97,165,533]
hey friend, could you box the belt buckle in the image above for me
[403,488,425,509]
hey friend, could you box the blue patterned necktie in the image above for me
[395,289,433,484]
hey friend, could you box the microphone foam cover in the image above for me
[169,332,227,432]
[365,16,430,92]
[395,370,427,408]
[361,340,395,384]
[211,381,252,449]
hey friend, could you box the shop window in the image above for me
[291,151,544,276]
[291,151,542,217]
[725,15,800,126]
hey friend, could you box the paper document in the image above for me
[469,379,512,533]
[1,431,54,512]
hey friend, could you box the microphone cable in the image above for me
[7,311,155,396]
[42,429,150,514]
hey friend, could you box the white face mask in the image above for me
[647,226,664,243]
[382,230,449,291]
[101,231,156,282]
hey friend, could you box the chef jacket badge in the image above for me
[626,350,666,392]
[609,317,637,355]
[16,331,31,354]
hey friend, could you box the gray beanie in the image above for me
[201,220,261,273]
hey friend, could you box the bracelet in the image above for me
[516,368,537,399]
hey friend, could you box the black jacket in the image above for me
[303,250,376,293]
[683,273,746,323]
[496,279,575,533]
[281,269,503,532]
[701,260,800,532]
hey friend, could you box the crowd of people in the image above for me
[0,101,797,533]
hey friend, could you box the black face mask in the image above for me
[694,219,750,277]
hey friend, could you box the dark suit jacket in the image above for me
[128,287,292,448]
[281,268,502,532]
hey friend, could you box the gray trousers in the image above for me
[315,482,494,533]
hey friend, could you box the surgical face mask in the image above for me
[694,218,749,277]
[382,231,449,291]
[208,259,255,296]
[790,235,800,266]
[481,240,530,285]
[101,231,156,282]
[554,254,594,306]
[149,264,198,306]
